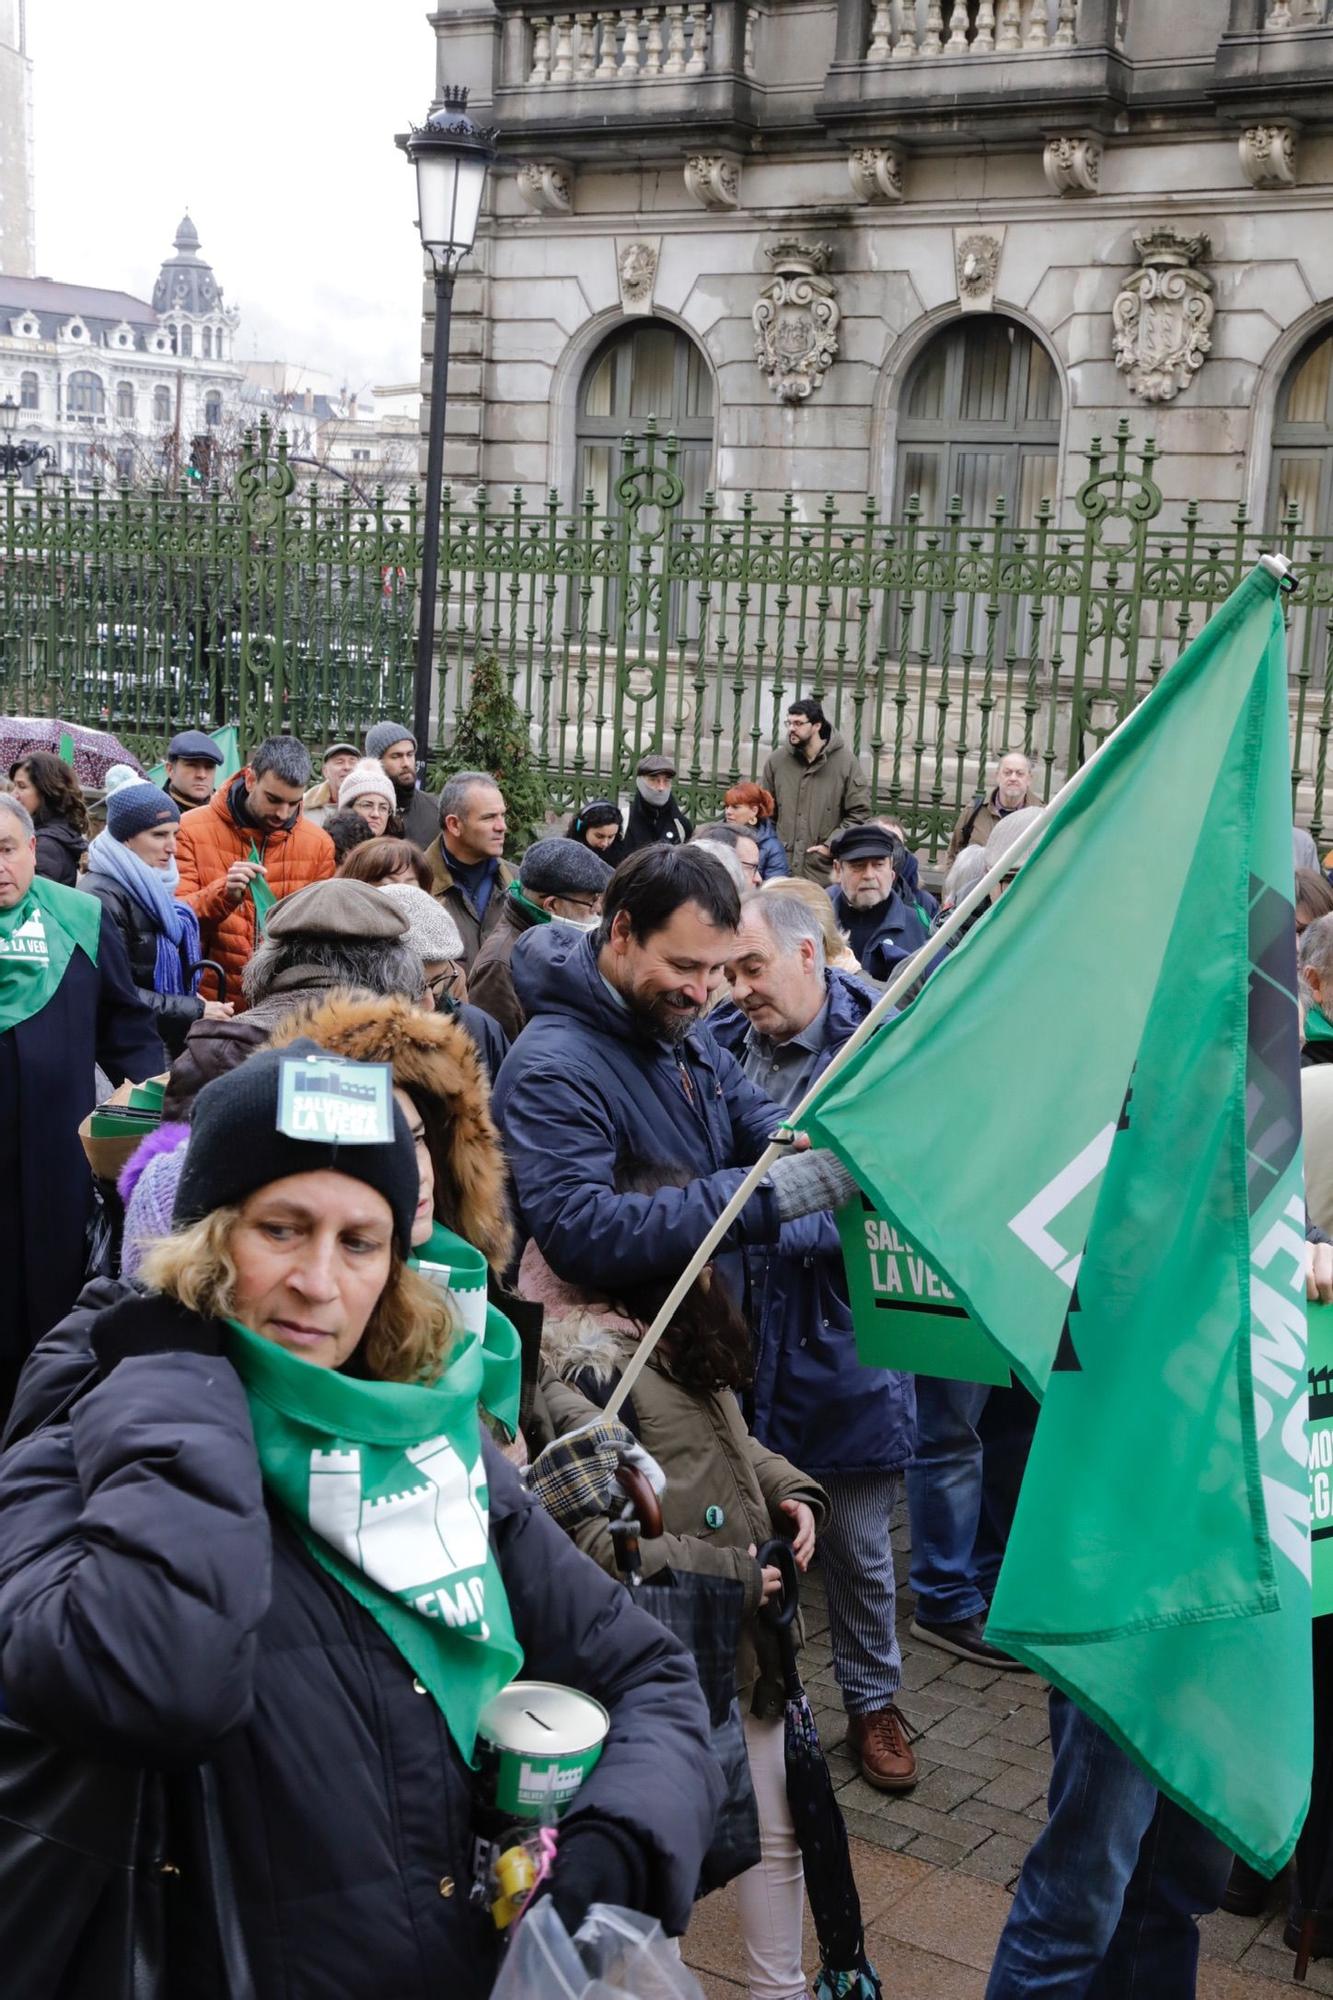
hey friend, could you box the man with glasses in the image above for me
[469,837,614,1043]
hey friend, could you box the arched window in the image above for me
[576,320,713,519]
[153,384,171,425]
[1269,326,1333,535]
[204,392,222,427]
[67,370,105,418]
[19,370,38,410]
[179,325,193,358]
[116,382,135,423]
[894,317,1061,526]
[202,327,212,359]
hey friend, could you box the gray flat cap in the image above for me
[264,877,409,941]
[519,837,614,896]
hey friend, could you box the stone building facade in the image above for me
[0,0,34,280]
[421,0,1333,540]
[0,216,244,488]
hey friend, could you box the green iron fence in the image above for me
[2,417,1331,859]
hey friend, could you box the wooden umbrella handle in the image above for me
[614,1461,663,1539]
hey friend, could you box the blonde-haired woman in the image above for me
[758,872,863,976]
[0,1039,720,1998]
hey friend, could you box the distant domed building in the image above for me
[0,214,244,487]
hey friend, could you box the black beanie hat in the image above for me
[173,1038,419,1255]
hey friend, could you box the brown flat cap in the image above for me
[637,751,676,777]
[264,877,408,941]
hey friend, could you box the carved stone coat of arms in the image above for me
[1112,228,1214,404]
[753,241,840,404]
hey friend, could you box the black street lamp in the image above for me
[0,395,53,478]
[398,86,498,783]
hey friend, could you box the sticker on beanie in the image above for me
[277,1054,393,1145]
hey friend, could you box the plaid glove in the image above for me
[527,1417,641,1533]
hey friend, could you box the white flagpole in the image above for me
[602,556,1292,1420]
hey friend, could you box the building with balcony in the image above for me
[0,214,244,487]
[422,0,1333,543]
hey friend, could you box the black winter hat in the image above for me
[173,1038,419,1255]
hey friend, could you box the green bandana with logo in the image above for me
[507,880,553,928]
[227,1318,523,1761]
[411,1220,522,1438]
[0,876,101,1035]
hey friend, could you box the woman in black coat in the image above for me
[80,781,231,1059]
[0,1039,721,2000]
[9,749,89,884]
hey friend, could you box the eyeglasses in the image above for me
[427,966,459,1000]
[558,894,600,914]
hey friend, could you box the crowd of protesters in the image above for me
[0,702,1329,2000]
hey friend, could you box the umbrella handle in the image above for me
[187,958,227,1004]
[754,1537,799,1632]
[613,1460,663,1539]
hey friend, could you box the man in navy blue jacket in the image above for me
[492,846,856,1312]
[827,822,938,983]
[713,890,918,1793]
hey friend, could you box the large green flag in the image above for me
[805,564,1311,1871]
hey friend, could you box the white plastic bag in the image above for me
[489,1900,706,2000]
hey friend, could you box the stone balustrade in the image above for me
[524,5,759,84]
[1264,1,1333,25]
[864,0,1080,61]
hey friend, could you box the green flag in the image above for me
[805,564,1310,1871]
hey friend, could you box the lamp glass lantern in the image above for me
[0,395,17,438]
[400,88,498,278]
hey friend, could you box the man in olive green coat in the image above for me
[761,699,872,886]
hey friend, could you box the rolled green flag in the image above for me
[805,563,1311,1872]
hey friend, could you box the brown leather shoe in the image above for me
[847,1705,917,1792]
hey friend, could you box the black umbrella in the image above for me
[756,1539,883,2000]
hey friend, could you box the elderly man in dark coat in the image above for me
[0,793,161,1410]
[827,822,940,983]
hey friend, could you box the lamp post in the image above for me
[0,395,53,479]
[398,86,498,784]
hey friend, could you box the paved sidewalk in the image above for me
[682,1505,1315,1998]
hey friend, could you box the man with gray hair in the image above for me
[177,734,334,1009]
[423,770,514,969]
[711,890,920,1792]
[0,792,161,1411]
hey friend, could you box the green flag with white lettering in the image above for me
[804,563,1311,1871]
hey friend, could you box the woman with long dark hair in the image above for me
[9,751,90,885]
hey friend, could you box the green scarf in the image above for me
[228,1320,523,1760]
[507,880,552,928]
[0,876,101,1035]
[411,1220,522,1438]
[1307,1003,1333,1046]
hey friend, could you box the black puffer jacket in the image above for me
[80,868,204,1059]
[33,813,87,886]
[0,1293,723,1999]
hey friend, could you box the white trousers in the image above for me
[733,1711,808,2000]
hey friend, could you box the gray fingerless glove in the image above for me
[767,1147,859,1220]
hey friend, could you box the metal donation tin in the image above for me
[475,1681,609,1822]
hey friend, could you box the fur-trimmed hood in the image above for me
[268,989,513,1269]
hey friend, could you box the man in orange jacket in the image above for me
[176,737,334,1009]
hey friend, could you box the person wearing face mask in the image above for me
[80,782,233,1061]
[622,752,693,855]
[0,1040,722,1998]
[468,836,613,1043]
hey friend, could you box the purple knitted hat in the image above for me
[118,1124,190,1281]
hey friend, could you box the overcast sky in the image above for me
[28,0,431,397]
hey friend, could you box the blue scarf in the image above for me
[88,831,201,997]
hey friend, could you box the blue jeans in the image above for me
[906,1377,1035,1625]
[985,1693,1232,1999]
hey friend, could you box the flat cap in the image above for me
[519,836,613,897]
[829,823,897,863]
[166,729,222,763]
[264,877,408,942]
[322,740,359,762]
[637,751,675,777]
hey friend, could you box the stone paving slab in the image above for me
[679,1516,1305,1997]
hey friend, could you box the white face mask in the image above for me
[637,776,673,807]
[551,912,599,933]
